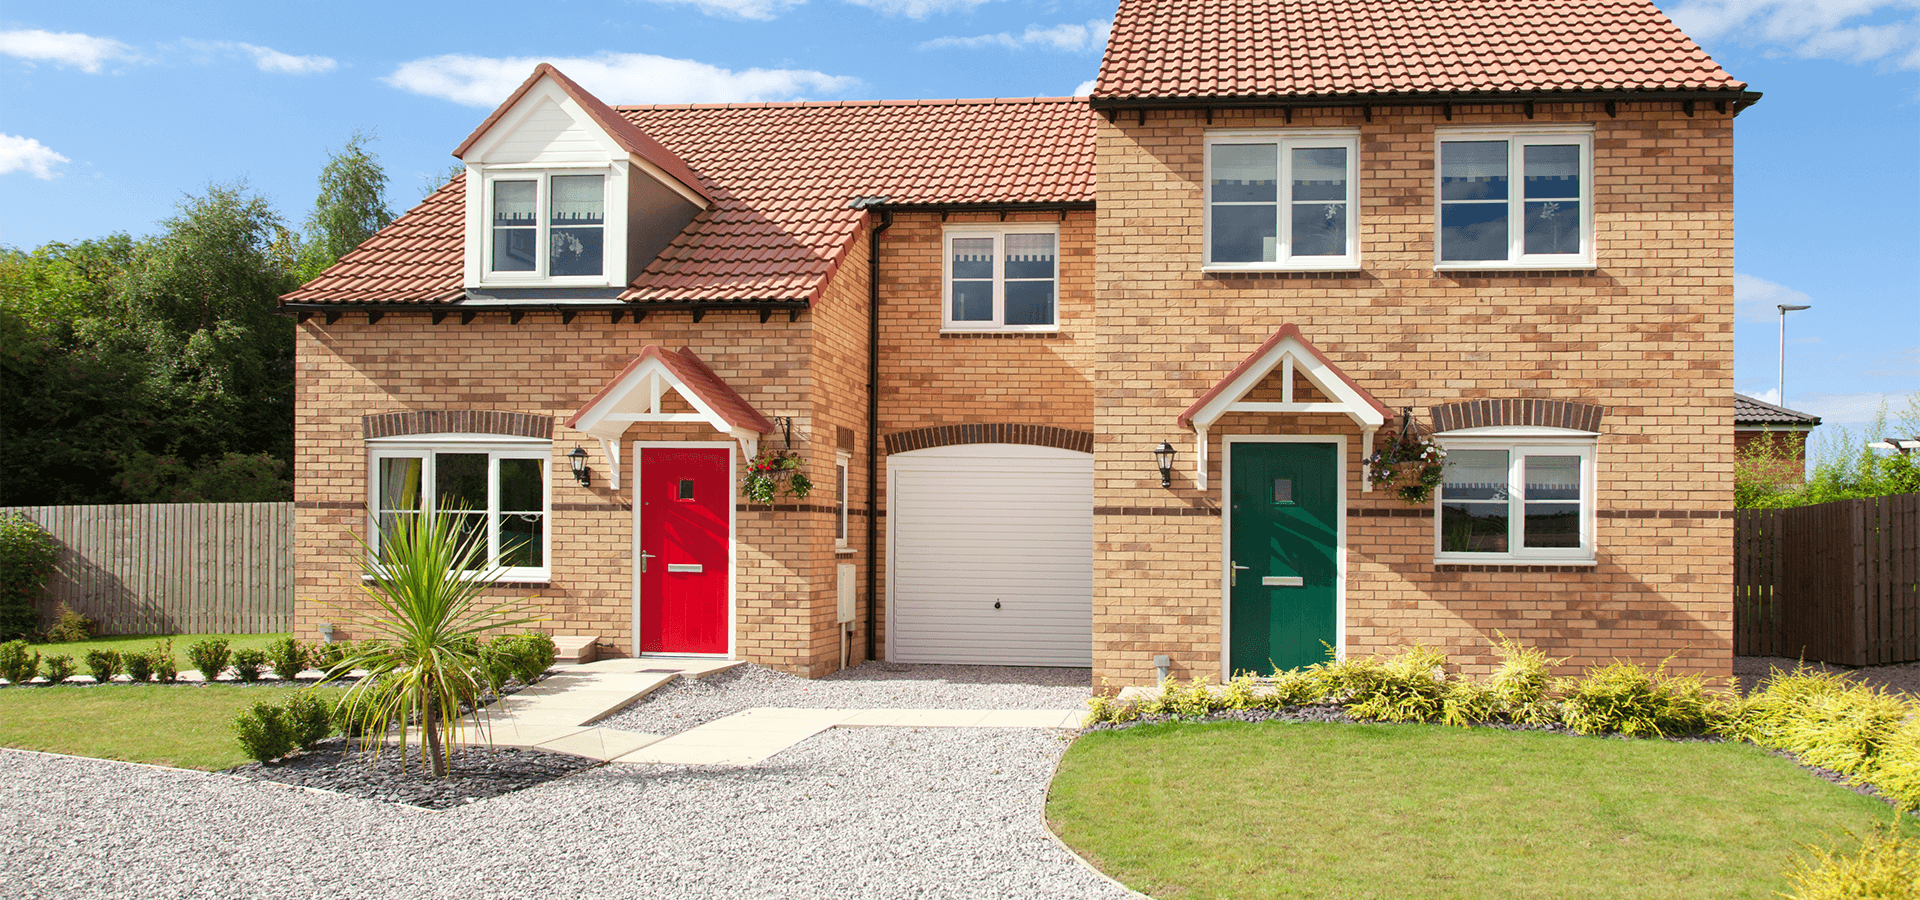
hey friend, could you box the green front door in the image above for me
[1229,440,1339,675]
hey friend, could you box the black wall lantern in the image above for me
[568,446,591,487]
[1153,441,1176,488]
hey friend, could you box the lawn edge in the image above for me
[1040,730,1157,900]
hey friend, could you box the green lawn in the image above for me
[0,683,325,770]
[1048,721,1916,900]
[22,632,289,672]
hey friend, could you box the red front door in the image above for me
[639,447,731,654]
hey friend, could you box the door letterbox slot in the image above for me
[1262,576,1304,587]
[667,563,704,573]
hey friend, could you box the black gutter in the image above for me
[860,204,893,664]
[1088,88,1764,117]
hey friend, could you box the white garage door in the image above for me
[887,443,1093,666]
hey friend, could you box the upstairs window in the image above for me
[1205,131,1360,270]
[943,226,1058,332]
[1436,130,1593,268]
[487,172,605,279]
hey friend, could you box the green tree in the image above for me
[299,130,393,281]
[1736,394,1920,508]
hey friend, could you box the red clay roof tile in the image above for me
[1093,0,1747,102]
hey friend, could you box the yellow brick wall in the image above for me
[1091,102,1736,688]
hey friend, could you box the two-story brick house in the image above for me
[285,0,1757,685]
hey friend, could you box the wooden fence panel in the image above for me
[1735,492,1920,665]
[1,503,293,636]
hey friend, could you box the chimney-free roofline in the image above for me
[1089,88,1764,118]
[278,299,810,324]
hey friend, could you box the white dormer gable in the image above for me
[455,65,709,295]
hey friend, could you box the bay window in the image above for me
[1436,129,1593,268]
[1205,131,1360,270]
[369,439,551,580]
[943,226,1058,331]
[486,172,606,280]
[1435,429,1596,563]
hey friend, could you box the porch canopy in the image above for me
[565,345,772,489]
[1177,324,1393,490]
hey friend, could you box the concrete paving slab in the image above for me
[838,709,912,727]
[534,728,664,761]
[884,710,994,728]
[976,709,1087,729]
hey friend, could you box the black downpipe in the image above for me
[865,208,892,663]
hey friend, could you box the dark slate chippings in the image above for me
[223,738,599,810]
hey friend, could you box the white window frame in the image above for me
[1433,126,1595,271]
[1433,426,1597,564]
[1203,130,1361,272]
[834,451,852,552]
[941,224,1061,333]
[479,167,613,287]
[366,435,553,582]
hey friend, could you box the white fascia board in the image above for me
[575,359,735,443]
[1189,336,1385,432]
[462,80,621,163]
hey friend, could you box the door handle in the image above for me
[640,551,655,572]
[1231,561,1251,587]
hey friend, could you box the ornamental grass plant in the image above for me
[318,507,541,777]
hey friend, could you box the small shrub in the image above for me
[0,639,41,684]
[1309,650,1389,703]
[231,700,296,762]
[187,637,231,682]
[229,648,267,683]
[1561,661,1726,738]
[1487,636,1565,725]
[477,639,516,696]
[0,514,58,641]
[332,675,393,737]
[83,648,121,683]
[498,633,557,684]
[1347,645,1452,723]
[284,692,334,749]
[122,649,154,683]
[1440,679,1500,727]
[1084,692,1122,725]
[1783,822,1920,900]
[1264,666,1331,708]
[265,637,309,681]
[312,640,350,674]
[44,602,96,643]
[149,639,178,683]
[40,654,73,684]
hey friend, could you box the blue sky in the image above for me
[2,0,1915,438]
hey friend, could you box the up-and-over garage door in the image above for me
[886,444,1093,667]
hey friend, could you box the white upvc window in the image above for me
[368,437,552,581]
[834,451,851,551]
[942,225,1059,332]
[483,170,608,282]
[1204,130,1361,271]
[1435,128,1594,269]
[1434,427,1597,564]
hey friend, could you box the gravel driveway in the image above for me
[0,664,1129,900]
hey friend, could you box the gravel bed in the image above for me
[0,727,1130,900]
[598,662,1093,736]
[1735,655,1920,696]
[223,738,599,810]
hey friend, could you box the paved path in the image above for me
[464,658,1088,765]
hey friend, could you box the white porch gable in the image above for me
[1177,324,1394,490]
[565,345,772,489]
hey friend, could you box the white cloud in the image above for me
[844,0,992,18]
[385,53,858,107]
[0,28,133,72]
[237,43,336,74]
[1733,272,1814,322]
[1073,78,1096,96]
[641,0,805,20]
[1666,0,1920,69]
[920,18,1112,51]
[0,134,70,179]
[1792,390,1907,426]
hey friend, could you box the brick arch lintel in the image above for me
[1429,399,1606,433]
[363,410,555,440]
[883,423,1093,455]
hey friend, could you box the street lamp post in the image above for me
[1778,303,1810,405]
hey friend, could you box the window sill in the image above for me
[1201,263,1362,274]
[1434,555,1595,568]
[1434,562,1597,573]
[835,547,857,555]
[938,329,1061,338]
[362,570,551,585]
[1433,263,1596,274]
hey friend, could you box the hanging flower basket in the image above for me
[1365,415,1447,505]
[742,448,814,505]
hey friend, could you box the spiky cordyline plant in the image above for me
[320,508,543,777]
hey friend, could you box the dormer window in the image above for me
[486,172,606,278]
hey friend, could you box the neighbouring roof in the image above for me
[1735,393,1822,427]
[1092,0,1748,104]
[285,96,1098,307]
